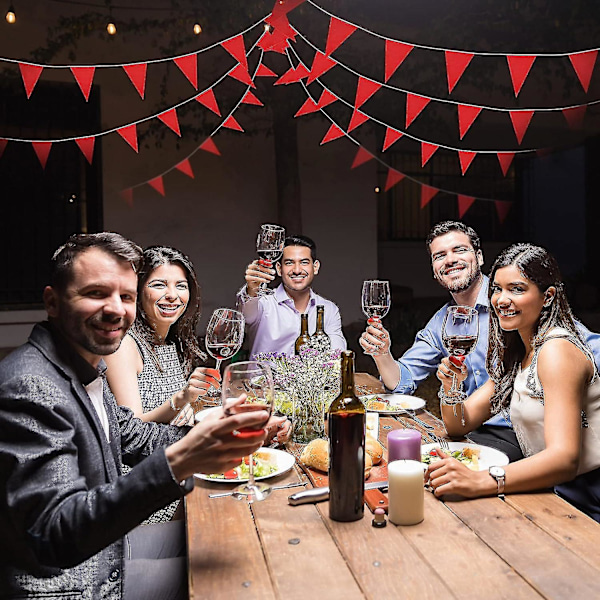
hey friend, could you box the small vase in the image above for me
[292,391,326,444]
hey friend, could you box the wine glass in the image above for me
[204,308,245,400]
[256,224,285,296]
[221,361,275,502]
[362,280,391,355]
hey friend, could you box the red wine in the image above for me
[443,335,477,356]
[362,305,389,319]
[206,343,238,361]
[257,249,282,262]
[227,400,272,435]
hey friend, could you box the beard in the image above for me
[438,262,481,293]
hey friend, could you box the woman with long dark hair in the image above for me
[429,243,600,521]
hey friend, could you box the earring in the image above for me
[543,298,553,308]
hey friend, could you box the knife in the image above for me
[288,480,388,506]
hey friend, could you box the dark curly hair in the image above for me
[425,221,481,255]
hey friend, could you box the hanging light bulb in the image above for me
[107,20,117,35]
[264,23,271,33]
[193,22,202,35]
[6,4,16,24]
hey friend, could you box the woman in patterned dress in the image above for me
[428,243,600,521]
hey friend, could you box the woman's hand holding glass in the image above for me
[436,357,468,392]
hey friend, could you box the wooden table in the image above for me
[186,378,600,600]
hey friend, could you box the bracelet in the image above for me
[438,385,466,427]
[169,395,180,413]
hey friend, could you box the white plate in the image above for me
[360,393,426,413]
[194,406,221,423]
[421,442,509,471]
[194,448,296,483]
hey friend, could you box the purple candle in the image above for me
[387,429,421,463]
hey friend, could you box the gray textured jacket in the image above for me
[0,323,190,599]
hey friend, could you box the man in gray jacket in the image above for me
[0,233,269,599]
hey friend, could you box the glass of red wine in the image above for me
[361,280,391,355]
[256,224,285,296]
[204,308,245,400]
[221,361,275,502]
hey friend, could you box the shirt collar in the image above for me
[475,275,490,309]
[275,283,317,308]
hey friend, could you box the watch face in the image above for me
[489,466,505,478]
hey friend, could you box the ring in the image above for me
[232,429,241,437]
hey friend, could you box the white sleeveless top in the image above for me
[510,327,600,475]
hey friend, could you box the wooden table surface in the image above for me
[186,375,600,600]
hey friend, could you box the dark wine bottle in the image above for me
[310,305,331,351]
[294,313,311,355]
[328,350,365,522]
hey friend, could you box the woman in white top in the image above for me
[429,243,600,521]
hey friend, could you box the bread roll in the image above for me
[364,452,373,479]
[365,436,384,465]
[300,438,376,479]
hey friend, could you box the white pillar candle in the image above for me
[388,460,424,526]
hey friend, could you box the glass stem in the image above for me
[215,358,222,371]
[449,373,459,394]
[248,453,255,489]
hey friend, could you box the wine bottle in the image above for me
[294,313,311,355]
[310,305,331,351]
[328,350,365,522]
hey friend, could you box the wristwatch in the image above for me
[488,466,506,500]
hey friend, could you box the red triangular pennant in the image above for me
[19,63,43,99]
[306,51,336,85]
[457,104,483,139]
[120,188,133,207]
[123,63,147,99]
[70,66,95,101]
[325,17,357,55]
[406,93,431,128]
[509,110,534,144]
[148,176,165,196]
[175,158,194,179]
[355,77,381,109]
[0,139,7,159]
[117,124,139,153]
[458,151,476,175]
[75,136,95,164]
[320,123,345,144]
[497,152,515,177]
[195,89,221,116]
[568,51,597,93]
[222,115,244,131]
[274,64,309,85]
[348,109,369,132]
[457,195,476,218]
[382,127,403,152]
[316,89,338,109]
[421,142,439,167]
[32,142,52,169]
[385,168,405,191]
[351,146,374,168]
[241,90,263,106]
[157,108,181,137]
[506,55,536,96]
[221,35,248,70]
[256,63,278,77]
[384,40,413,82]
[562,105,587,130]
[420,184,439,208]
[174,54,198,90]
[495,200,512,224]
[228,63,255,87]
[445,51,474,93]
[294,97,319,117]
[200,138,221,156]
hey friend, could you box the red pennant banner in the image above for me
[157,109,181,137]
[458,150,476,175]
[457,195,475,218]
[121,188,133,207]
[320,123,345,144]
[200,137,221,156]
[295,97,319,117]
[421,142,439,167]
[406,93,431,128]
[497,152,515,176]
[259,15,298,54]
[420,184,439,208]
[175,158,194,179]
[223,115,244,131]
[355,77,381,109]
[382,127,403,152]
[0,139,7,159]
[457,104,483,139]
[174,54,198,89]
[229,64,255,87]
[509,110,534,144]
[307,52,336,85]
[274,64,309,85]
[325,17,357,55]
[75,136,95,164]
[19,63,43,99]
[32,141,52,169]
[562,105,586,130]
[241,90,263,106]
[568,50,597,93]
[495,200,512,224]
[316,89,338,109]
[384,40,413,82]
[256,63,278,77]
[221,35,248,70]
[445,51,474,93]
[70,66,95,101]
[117,124,139,153]
[348,110,369,132]
[123,63,147,99]
[506,55,536,96]
[351,146,374,169]
[385,168,405,191]
[148,176,165,196]
[269,0,307,25]
[195,89,221,116]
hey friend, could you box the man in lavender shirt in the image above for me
[237,235,347,357]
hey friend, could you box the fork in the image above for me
[395,408,435,431]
